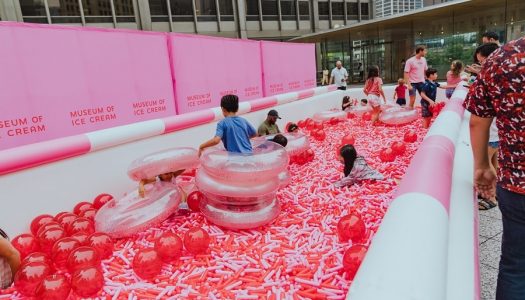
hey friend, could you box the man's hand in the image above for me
[474,167,497,199]
[466,64,482,74]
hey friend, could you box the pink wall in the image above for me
[169,34,263,114]
[0,23,176,150]
[260,41,316,96]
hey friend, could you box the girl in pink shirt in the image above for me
[445,60,464,99]
[0,229,20,289]
[363,65,386,125]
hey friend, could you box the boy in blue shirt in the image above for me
[420,68,449,128]
[199,94,257,155]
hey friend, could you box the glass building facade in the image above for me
[0,0,372,40]
[293,0,525,84]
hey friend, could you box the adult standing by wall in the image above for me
[464,36,525,300]
[330,60,348,90]
[404,45,428,109]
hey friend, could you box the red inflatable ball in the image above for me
[70,266,104,298]
[183,227,210,255]
[38,227,66,254]
[305,121,315,131]
[67,246,101,273]
[87,232,113,259]
[55,213,77,232]
[36,222,63,237]
[341,134,356,146]
[379,148,396,162]
[51,237,81,270]
[337,214,366,243]
[12,234,40,259]
[314,130,326,141]
[73,202,94,216]
[362,112,372,121]
[70,232,89,245]
[329,117,339,125]
[403,130,418,143]
[14,261,51,297]
[30,215,55,236]
[132,248,163,280]
[314,122,324,130]
[54,212,70,222]
[22,252,51,267]
[79,208,97,221]
[92,193,114,210]
[155,232,183,263]
[305,149,315,161]
[35,274,71,300]
[187,191,205,212]
[342,245,368,280]
[67,217,95,236]
[346,111,355,119]
[390,141,406,156]
[297,120,306,128]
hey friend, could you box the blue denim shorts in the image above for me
[409,82,424,97]
[488,141,499,148]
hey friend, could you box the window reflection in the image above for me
[47,0,82,23]
[20,0,48,23]
[82,0,112,23]
[262,0,278,21]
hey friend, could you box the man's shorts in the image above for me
[420,100,432,118]
[409,82,424,97]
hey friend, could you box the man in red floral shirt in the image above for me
[464,36,525,300]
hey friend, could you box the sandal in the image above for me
[478,198,497,211]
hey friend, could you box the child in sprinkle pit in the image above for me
[199,94,257,156]
[420,68,450,128]
[393,78,407,106]
[363,65,386,125]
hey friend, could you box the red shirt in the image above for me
[395,85,407,99]
[463,37,525,195]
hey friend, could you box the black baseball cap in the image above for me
[268,109,281,119]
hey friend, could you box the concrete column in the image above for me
[135,0,152,31]
[235,0,248,38]
[343,0,348,25]
[328,0,332,28]
[277,0,282,30]
[191,0,198,33]
[357,0,361,21]
[312,0,320,32]
[0,0,22,21]
[215,0,222,32]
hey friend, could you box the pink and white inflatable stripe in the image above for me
[348,85,479,300]
[0,85,337,175]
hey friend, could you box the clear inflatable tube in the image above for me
[252,133,310,157]
[200,141,289,183]
[199,196,280,230]
[313,110,347,121]
[278,170,291,189]
[379,107,419,125]
[196,169,280,197]
[128,147,200,181]
[95,182,182,238]
[348,105,372,115]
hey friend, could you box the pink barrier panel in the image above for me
[169,34,263,114]
[395,135,456,213]
[0,135,91,175]
[260,41,316,96]
[0,22,176,151]
[249,97,279,112]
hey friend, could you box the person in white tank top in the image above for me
[0,229,20,289]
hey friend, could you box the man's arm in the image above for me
[404,72,412,90]
[470,115,497,198]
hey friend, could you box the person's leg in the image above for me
[496,186,525,300]
[423,117,431,128]
[409,86,416,109]
[371,106,381,124]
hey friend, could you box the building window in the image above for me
[113,0,135,22]
[299,1,309,20]
[219,0,234,19]
[318,1,329,20]
[20,0,48,23]
[246,0,259,21]
[332,2,344,20]
[280,0,296,21]
[48,0,82,23]
[170,0,194,21]
[82,0,112,23]
[361,2,369,15]
[194,0,217,21]
[149,0,169,22]
[262,0,278,21]
[346,2,358,16]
